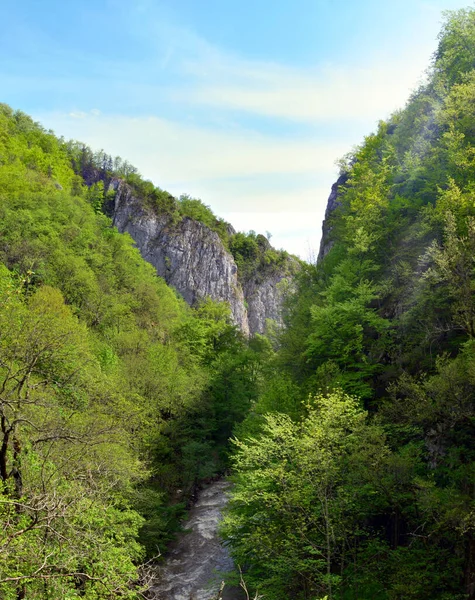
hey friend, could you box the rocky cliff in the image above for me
[109,178,295,335]
[317,173,347,263]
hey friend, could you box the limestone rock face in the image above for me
[242,266,296,335]
[318,173,347,263]
[109,178,297,335]
[110,178,250,334]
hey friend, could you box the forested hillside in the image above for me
[221,8,475,600]
[0,103,273,598]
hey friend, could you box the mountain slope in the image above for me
[0,103,271,598]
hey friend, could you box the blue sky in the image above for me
[1,0,472,258]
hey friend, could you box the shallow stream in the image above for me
[150,480,243,600]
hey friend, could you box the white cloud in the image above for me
[68,111,87,119]
[68,109,101,119]
[37,110,335,258]
[188,181,333,213]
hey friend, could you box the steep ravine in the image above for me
[109,178,294,335]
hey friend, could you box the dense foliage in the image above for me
[229,231,297,280]
[222,8,475,600]
[0,103,270,597]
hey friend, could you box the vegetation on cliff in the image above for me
[65,139,296,283]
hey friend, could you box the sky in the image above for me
[1,0,473,259]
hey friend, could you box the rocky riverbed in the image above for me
[150,480,243,600]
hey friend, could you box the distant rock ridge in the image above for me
[318,173,348,263]
[109,178,296,335]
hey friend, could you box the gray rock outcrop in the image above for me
[109,178,295,335]
[110,178,249,334]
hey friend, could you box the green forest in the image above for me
[4,6,475,600]
[0,99,272,598]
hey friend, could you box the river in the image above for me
[150,479,244,600]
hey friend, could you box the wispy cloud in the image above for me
[222,211,325,260]
[176,53,431,123]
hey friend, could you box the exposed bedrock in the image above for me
[110,179,295,335]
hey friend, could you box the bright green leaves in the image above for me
[0,269,146,599]
[222,391,387,600]
[304,261,389,399]
[431,178,475,230]
[174,297,237,365]
[86,180,106,213]
[0,484,145,600]
[0,104,75,192]
[229,230,296,280]
[338,123,395,258]
[423,211,475,338]
[222,9,475,600]
[435,9,475,88]
[178,194,231,243]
